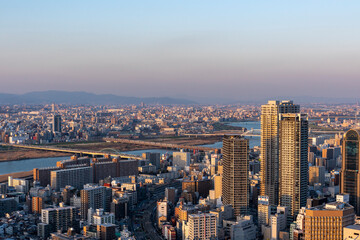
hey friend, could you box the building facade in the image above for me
[341,129,360,215]
[278,113,308,222]
[222,135,249,216]
[260,100,300,206]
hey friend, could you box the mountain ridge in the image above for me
[0,91,196,105]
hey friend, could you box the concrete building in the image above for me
[8,176,29,193]
[304,202,355,240]
[278,113,308,222]
[343,224,360,240]
[53,114,62,133]
[309,166,325,186]
[213,174,222,200]
[260,100,300,206]
[157,198,169,228]
[165,187,177,205]
[88,208,115,225]
[222,135,249,216]
[187,212,217,240]
[51,166,93,191]
[81,185,110,220]
[142,152,161,169]
[0,198,17,217]
[32,196,43,214]
[341,129,360,215]
[173,151,190,169]
[258,195,271,227]
[230,215,257,240]
[40,206,78,236]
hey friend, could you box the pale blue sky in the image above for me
[1,1,359,102]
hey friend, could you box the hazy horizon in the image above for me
[1,1,360,102]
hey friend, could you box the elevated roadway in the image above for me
[103,138,220,152]
[0,143,143,160]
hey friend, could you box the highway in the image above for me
[103,137,220,152]
[0,143,143,160]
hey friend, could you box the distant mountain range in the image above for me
[0,91,196,105]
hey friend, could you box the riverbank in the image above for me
[0,148,70,162]
[0,170,33,183]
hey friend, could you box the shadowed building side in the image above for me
[341,129,360,215]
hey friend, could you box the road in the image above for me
[131,193,164,240]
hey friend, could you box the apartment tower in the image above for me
[278,113,308,222]
[260,100,300,206]
[222,135,249,216]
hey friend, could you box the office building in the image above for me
[32,196,43,214]
[230,215,257,240]
[111,197,129,221]
[258,196,271,227]
[157,198,169,228]
[51,166,93,191]
[53,115,62,133]
[165,187,177,204]
[8,176,29,193]
[0,198,17,217]
[40,206,78,235]
[81,185,109,220]
[222,135,249,216]
[304,202,355,239]
[88,208,115,225]
[278,113,308,222]
[341,129,360,215]
[344,225,360,240]
[97,224,116,240]
[260,100,299,206]
[142,152,161,169]
[213,174,222,199]
[309,166,325,186]
[187,213,217,240]
[173,151,190,169]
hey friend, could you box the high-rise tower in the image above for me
[260,100,300,206]
[52,115,61,133]
[222,135,249,216]
[341,129,360,214]
[278,113,308,222]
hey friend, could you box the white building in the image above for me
[88,208,115,225]
[186,212,217,240]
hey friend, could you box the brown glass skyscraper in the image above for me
[260,100,300,206]
[222,135,249,216]
[341,129,360,214]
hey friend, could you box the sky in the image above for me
[1,1,360,103]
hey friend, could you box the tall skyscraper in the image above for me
[260,100,300,206]
[341,129,360,214]
[222,135,249,216]
[278,113,308,222]
[52,115,61,133]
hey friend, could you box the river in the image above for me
[0,156,70,175]
[0,121,260,175]
[201,121,261,149]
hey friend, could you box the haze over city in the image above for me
[1,1,360,103]
[2,2,360,240]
